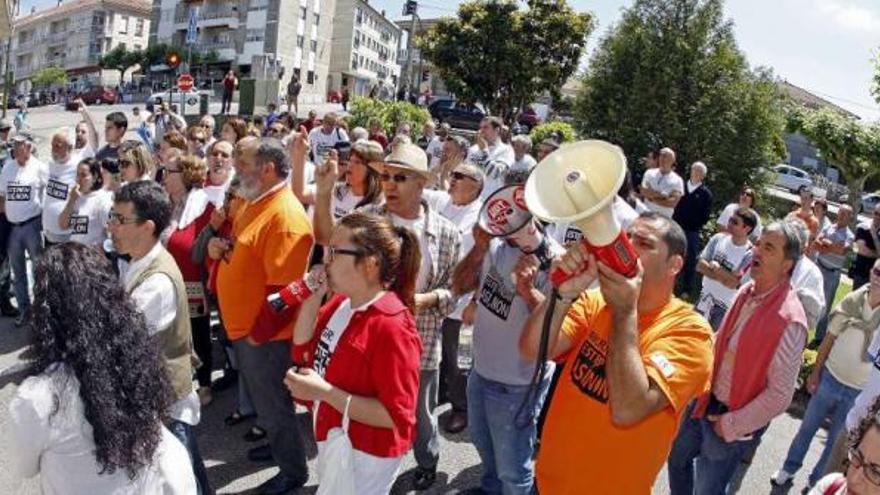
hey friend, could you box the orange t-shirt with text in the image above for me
[536,290,714,495]
[216,186,314,342]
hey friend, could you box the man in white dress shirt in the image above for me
[107,180,211,495]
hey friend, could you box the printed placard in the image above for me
[478,268,513,320]
[570,331,609,403]
[70,215,89,234]
[46,179,69,200]
[7,184,31,201]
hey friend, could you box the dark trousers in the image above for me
[192,316,213,388]
[439,318,468,412]
[168,420,212,495]
[0,213,12,301]
[680,230,702,296]
[233,339,308,484]
[221,91,233,114]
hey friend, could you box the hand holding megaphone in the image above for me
[552,244,598,302]
[525,140,640,286]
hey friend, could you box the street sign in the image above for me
[186,8,199,45]
[178,73,194,92]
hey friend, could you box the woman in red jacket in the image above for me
[285,212,422,494]
[161,154,216,406]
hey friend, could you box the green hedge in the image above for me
[529,121,577,151]
[346,96,432,142]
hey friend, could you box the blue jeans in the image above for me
[782,368,860,485]
[467,370,552,494]
[681,230,702,296]
[668,401,768,494]
[168,420,212,495]
[7,218,42,313]
[814,264,842,343]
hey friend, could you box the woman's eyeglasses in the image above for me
[326,246,365,262]
[379,173,414,183]
[849,447,880,486]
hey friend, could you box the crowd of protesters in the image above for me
[3,97,880,495]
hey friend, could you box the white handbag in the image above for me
[315,395,357,495]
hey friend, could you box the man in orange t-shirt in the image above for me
[520,213,713,494]
[214,137,314,494]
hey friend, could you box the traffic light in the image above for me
[422,70,430,82]
[403,0,417,16]
[166,51,181,69]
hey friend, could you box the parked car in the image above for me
[428,98,485,130]
[517,107,541,131]
[77,87,117,105]
[145,88,214,113]
[772,164,813,194]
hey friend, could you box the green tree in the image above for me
[872,52,880,106]
[418,0,593,123]
[98,45,143,82]
[575,0,786,208]
[31,66,67,88]
[787,107,880,213]
[347,96,432,141]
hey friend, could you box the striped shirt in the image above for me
[714,285,807,441]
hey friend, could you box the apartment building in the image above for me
[150,0,336,105]
[6,0,151,92]
[327,0,401,97]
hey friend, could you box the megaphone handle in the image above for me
[550,232,640,286]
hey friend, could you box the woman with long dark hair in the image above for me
[284,212,422,494]
[7,243,195,493]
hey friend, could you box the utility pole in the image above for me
[402,0,417,100]
[2,0,18,118]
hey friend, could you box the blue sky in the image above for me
[20,0,880,121]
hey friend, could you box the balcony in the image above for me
[175,8,240,30]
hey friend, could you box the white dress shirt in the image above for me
[120,242,200,425]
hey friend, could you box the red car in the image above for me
[517,107,541,131]
[77,87,117,105]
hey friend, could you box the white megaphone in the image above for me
[525,140,638,285]
[478,184,555,270]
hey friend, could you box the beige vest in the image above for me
[128,246,196,402]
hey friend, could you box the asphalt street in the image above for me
[0,104,828,494]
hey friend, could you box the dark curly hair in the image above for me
[28,243,174,478]
[848,392,880,471]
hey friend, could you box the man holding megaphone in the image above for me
[451,184,564,494]
[519,213,713,494]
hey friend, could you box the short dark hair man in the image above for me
[108,180,211,493]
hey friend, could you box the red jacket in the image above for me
[291,292,422,458]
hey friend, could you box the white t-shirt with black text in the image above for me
[309,127,350,166]
[696,233,753,316]
[43,152,89,241]
[0,157,49,223]
[69,190,114,246]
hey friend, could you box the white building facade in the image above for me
[150,0,335,105]
[7,0,151,93]
[327,0,401,98]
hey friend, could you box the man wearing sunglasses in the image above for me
[669,221,807,494]
[313,143,462,490]
[694,207,756,331]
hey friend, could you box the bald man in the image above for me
[673,161,713,296]
[641,147,684,218]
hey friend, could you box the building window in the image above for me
[314,14,320,25]
[310,39,317,51]
[307,70,315,84]
[134,44,142,50]
[119,15,128,34]
[246,28,265,42]
[351,56,357,69]
[118,42,126,50]
[297,35,304,48]
[300,7,307,19]
[135,18,144,37]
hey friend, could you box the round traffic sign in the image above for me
[178,73,194,92]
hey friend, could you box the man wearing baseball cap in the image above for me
[0,132,48,326]
[313,143,462,490]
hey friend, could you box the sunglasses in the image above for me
[451,171,478,182]
[379,172,414,183]
[326,246,364,261]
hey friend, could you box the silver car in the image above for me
[773,164,813,194]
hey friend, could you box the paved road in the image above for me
[0,104,830,493]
